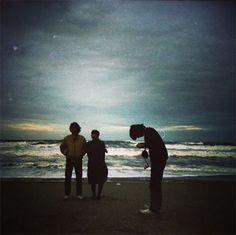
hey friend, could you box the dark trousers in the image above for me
[65,158,83,196]
[149,159,166,212]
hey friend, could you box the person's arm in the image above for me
[136,142,145,148]
[60,138,68,156]
[103,141,108,153]
[81,137,87,157]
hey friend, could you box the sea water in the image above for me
[0,140,235,179]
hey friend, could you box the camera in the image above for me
[141,150,149,169]
[141,150,149,159]
[144,160,149,169]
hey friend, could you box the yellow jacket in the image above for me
[60,134,86,160]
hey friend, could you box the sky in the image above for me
[1,0,235,142]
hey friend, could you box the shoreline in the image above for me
[1,174,235,182]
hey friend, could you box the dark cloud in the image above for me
[1,0,235,141]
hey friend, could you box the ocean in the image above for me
[0,140,235,179]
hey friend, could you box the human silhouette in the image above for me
[60,122,86,199]
[86,130,108,200]
[130,124,168,214]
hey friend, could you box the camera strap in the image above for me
[144,148,149,169]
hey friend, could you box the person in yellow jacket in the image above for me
[60,122,86,199]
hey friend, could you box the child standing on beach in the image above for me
[60,122,86,199]
[86,130,108,200]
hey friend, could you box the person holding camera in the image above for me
[129,124,168,214]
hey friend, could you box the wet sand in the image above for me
[1,177,235,234]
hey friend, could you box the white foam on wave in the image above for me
[0,140,235,178]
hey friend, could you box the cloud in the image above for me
[6,123,60,132]
[1,1,234,142]
[162,125,205,132]
[100,124,129,133]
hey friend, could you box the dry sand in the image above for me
[1,177,235,234]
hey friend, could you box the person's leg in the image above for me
[156,181,162,210]
[65,159,73,196]
[149,160,166,212]
[91,184,96,199]
[150,179,161,212]
[149,177,157,212]
[97,183,104,199]
[75,159,83,196]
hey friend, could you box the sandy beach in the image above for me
[1,177,235,234]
